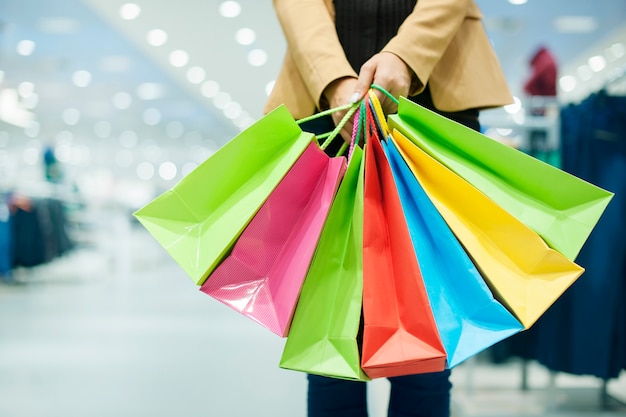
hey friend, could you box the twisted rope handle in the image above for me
[295,84,398,157]
[370,84,400,106]
[296,102,359,156]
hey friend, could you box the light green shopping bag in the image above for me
[280,146,369,381]
[134,105,314,285]
[388,98,614,261]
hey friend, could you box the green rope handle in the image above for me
[370,84,400,105]
[296,102,359,156]
[319,103,359,151]
[296,103,354,125]
[295,83,397,156]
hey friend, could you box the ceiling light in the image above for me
[213,92,231,109]
[113,91,132,109]
[22,93,39,110]
[142,108,161,125]
[607,43,625,61]
[159,161,177,181]
[181,162,198,176]
[186,66,206,84]
[588,55,606,72]
[23,147,40,165]
[507,0,527,4]
[235,28,256,45]
[559,75,577,92]
[553,16,597,33]
[17,81,35,97]
[119,130,138,148]
[169,49,189,67]
[142,142,162,161]
[223,101,242,119]
[247,49,268,67]
[234,115,254,131]
[166,121,185,139]
[24,121,40,138]
[495,128,513,136]
[62,108,80,125]
[201,80,220,98]
[56,130,74,142]
[265,80,275,96]
[147,29,168,46]
[0,89,34,127]
[219,1,241,18]
[16,40,36,56]
[136,162,154,180]
[503,96,522,114]
[94,121,112,138]
[119,3,141,20]
[55,143,72,163]
[72,70,92,87]
[137,83,164,100]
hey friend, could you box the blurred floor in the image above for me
[0,211,624,417]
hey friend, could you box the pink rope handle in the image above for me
[348,108,361,161]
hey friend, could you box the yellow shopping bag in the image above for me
[391,129,584,328]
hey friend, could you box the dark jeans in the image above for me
[307,370,452,417]
[300,89,479,417]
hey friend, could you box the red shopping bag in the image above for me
[201,141,346,336]
[361,102,446,378]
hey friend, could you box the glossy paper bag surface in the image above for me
[200,142,346,337]
[280,147,369,381]
[391,130,584,328]
[361,133,446,378]
[134,105,313,285]
[385,139,523,367]
[388,98,613,261]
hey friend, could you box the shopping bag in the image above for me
[384,138,524,367]
[199,141,346,337]
[391,129,585,328]
[361,110,446,379]
[133,105,314,285]
[279,146,369,381]
[388,97,614,261]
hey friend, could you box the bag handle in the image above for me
[370,84,399,106]
[367,90,390,138]
[295,84,397,156]
[296,102,360,156]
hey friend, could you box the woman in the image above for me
[265,1,513,416]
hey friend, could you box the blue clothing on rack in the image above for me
[490,91,626,380]
[0,200,11,277]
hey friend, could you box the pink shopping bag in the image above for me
[200,142,346,336]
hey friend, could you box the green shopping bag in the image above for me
[280,146,369,381]
[134,105,314,285]
[388,98,613,260]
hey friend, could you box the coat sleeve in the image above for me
[272,0,357,109]
[382,0,475,96]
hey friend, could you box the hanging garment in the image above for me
[492,92,626,379]
[0,197,11,277]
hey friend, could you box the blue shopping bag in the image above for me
[384,139,524,367]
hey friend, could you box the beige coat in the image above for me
[265,0,513,118]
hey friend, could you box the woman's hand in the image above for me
[352,52,414,115]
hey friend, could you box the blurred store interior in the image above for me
[1,0,625,416]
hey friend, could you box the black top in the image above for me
[333,0,479,124]
[334,0,416,72]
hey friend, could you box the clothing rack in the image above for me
[517,359,626,411]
